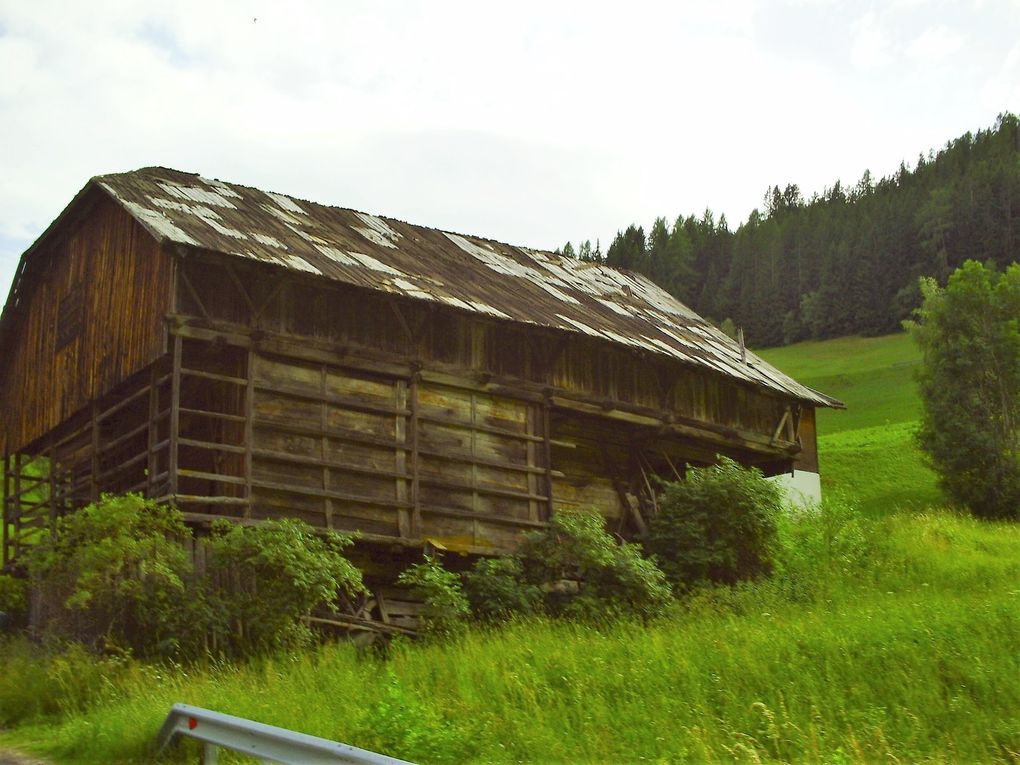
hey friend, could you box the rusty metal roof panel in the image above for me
[94,167,841,408]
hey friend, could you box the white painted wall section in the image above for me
[770,470,822,508]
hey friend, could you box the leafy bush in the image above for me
[205,518,365,654]
[645,458,783,588]
[516,509,672,621]
[461,556,542,621]
[0,573,28,628]
[397,555,470,638]
[26,494,193,656]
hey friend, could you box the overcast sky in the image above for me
[1,0,1018,302]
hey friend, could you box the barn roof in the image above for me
[11,167,842,408]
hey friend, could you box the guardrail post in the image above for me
[202,741,219,764]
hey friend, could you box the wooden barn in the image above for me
[1,167,841,583]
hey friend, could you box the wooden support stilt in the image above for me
[48,434,57,532]
[542,399,554,520]
[169,333,182,500]
[147,365,159,498]
[244,349,254,519]
[320,364,333,529]
[410,374,421,536]
[662,451,684,482]
[90,402,100,502]
[3,450,10,567]
[12,453,21,561]
[394,379,410,538]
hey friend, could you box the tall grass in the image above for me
[2,509,1018,764]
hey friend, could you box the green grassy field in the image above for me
[759,332,943,515]
[3,332,1017,764]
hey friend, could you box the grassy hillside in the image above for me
[758,333,943,515]
[2,511,1018,764]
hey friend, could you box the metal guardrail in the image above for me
[156,702,417,764]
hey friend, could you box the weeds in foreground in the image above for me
[1,508,1018,764]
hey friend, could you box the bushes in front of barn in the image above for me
[203,518,366,655]
[404,509,673,635]
[24,494,364,659]
[644,457,784,589]
[408,462,788,634]
[27,494,195,657]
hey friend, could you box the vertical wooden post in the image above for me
[169,333,182,500]
[410,374,421,537]
[3,450,11,567]
[147,365,158,498]
[526,405,539,522]
[90,402,100,503]
[48,434,57,532]
[319,364,333,529]
[12,453,21,561]
[394,379,410,538]
[469,392,479,518]
[244,349,255,519]
[542,398,554,521]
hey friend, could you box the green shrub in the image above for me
[461,556,542,621]
[26,494,193,656]
[517,509,672,621]
[397,555,470,638]
[645,458,783,588]
[0,573,28,628]
[205,518,365,655]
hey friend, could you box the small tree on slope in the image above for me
[911,261,1020,520]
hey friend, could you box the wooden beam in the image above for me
[147,365,159,498]
[169,333,182,498]
[224,262,257,317]
[771,407,791,446]
[48,434,57,532]
[3,450,10,567]
[244,349,255,519]
[394,379,410,538]
[410,375,421,536]
[319,364,334,529]
[178,267,212,321]
[542,398,554,520]
[12,453,21,560]
[90,403,99,502]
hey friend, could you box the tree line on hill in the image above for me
[561,113,1020,348]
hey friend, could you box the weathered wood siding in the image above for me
[174,255,795,445]
[0,193,172,454]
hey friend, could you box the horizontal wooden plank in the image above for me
[253,447,407,480]
[419,503,548,529]
[417,412,543,443]
[178,469,247,486]
[179,437,246,455]
[254,416,409,451]
[418,475,547,504]
[255,379,409,418]
[180,367,247,387]
[100,420,150,454]
[180,407,247,424]
[251,478,411,509]
[97,450,148,481]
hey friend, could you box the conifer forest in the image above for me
[565,113,1020,347]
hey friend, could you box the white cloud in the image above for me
[850,10,894,70]
[905,25,966,60]
[0,0,1017,302]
